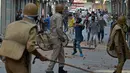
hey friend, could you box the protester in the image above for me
[72,17,84,57]
[97,14,106,43]
[103,13,109,24]
[44,12,53,32]
[68,13,75,41]
[88,16,98,47]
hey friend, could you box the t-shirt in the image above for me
[68,17,75,27]
[75,25,83,41]
[44,17,50,30]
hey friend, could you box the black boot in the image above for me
[59,67,67,73]
[46,70,54,73]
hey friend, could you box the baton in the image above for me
[32,56,94,73]
[48,59,94,73]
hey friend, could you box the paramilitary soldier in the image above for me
[107,16,130,73]
[45,4,67,73]
[0,3,48,73]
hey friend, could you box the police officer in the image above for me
[0,3,48,73]
[45,4,67,73]
[108,16,130,73]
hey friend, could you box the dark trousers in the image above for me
[98,29,104,41]
[63,21,68,32]
[87,28,91,41]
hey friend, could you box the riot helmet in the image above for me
[23,3,38,16]
[55,4,64,14]
[117,16,126,25]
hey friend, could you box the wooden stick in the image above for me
[48,59,94,73]
[34,42,94,73]
[33,56,94,73]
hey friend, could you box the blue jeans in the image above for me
[73,40,82,54]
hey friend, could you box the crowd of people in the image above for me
[62,9,111,57]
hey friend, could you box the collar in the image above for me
[23,17,36,24]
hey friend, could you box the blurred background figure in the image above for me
[97,14,107,43]
[67,13,75,42]
[44,12,53,32]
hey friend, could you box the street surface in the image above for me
[0,25,130,73]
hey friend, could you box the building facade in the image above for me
[0,0,36,34]
[111,0,127,16]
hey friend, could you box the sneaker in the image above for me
[72,51,77,55]
[80,54,84,57]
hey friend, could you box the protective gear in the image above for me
[23,3,38,16]
[55,4,64,13]
[107,25,130,59]
[107,24,130,73]
[0,20,36,60]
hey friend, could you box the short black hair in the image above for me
[76,18,82,23]
[68,13,73,16]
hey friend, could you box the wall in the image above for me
[0,0,35,34]
[83,2,93,10]
[105,1,111,13]
[0,0,15,34]
[0,0,1,34]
